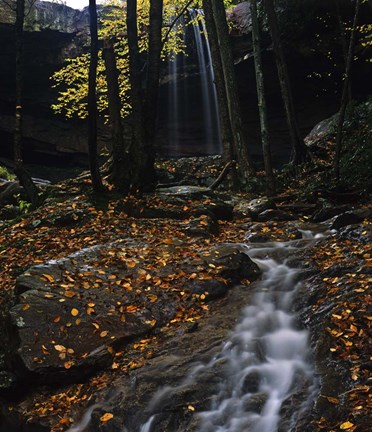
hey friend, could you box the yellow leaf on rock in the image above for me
[54,345,65,352]
[100,413,114,422]
[340,421,354,429]
[100,331,108,337]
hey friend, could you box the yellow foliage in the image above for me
[50,0,234,120]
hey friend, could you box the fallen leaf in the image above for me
[340,421,354,429]
[100,413,114,422]
[54,345,66,352]
[71,308,79,316]
[42,274,55,283]
[326,396,340,404]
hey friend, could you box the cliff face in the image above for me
[0,1,99,164]
[0,0,88,32]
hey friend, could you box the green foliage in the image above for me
[17,196,32,214]
[0,166,15,180]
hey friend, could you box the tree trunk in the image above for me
[210,0,255,183]
[334,0,352,102]
[102,38,131,192]
[250,0,275,195]
[144,0,163,145]
[334,0,361,181]
[263,0,307,165]
[88,0,104,192]
[202,0,234,163]
[14,0,41,207]
[127,0,156,192]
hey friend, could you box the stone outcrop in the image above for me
[6,235,260,387]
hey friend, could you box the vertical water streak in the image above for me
[198,10,222,153]
[190,9,217,154]
[167,18,181,153]
[166,9,222,155]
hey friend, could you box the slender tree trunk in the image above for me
[127,0,147,191]
[144,0,163,144]
[210,0,255,183]
[102,38,130,192]
[88,0,104,192]
[334,0,352,101]
[202,0,234,163]
[14,0,41,206]
[334,0,361,181]
[263,0,307,165]
[250,0,275,195]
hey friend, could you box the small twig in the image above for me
[209,160,236,190]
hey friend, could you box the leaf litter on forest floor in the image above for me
[0,183,371,431]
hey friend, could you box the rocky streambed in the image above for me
[0,186,371,432]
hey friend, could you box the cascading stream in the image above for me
[68,232,323,432]
[195,239,318,432]
[139,233,322,432]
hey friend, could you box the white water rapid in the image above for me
[194,238,319,432]
[139,234,322,432]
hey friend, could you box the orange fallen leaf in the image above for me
[42,274,55,283]
[326,396,340,404]
[100,413,114,422]
[71,308,79,316]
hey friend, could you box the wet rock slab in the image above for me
[9,241,178,384]
[8,239,260,386]
[68,285,258,432]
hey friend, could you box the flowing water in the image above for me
[139,234,321,432]
[194,237,320,432]
[68,233,323,432]
[166,10,221,155]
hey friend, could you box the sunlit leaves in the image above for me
[50,0,234,120]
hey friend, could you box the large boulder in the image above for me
[7,237,261,387]
[9,242,178,384]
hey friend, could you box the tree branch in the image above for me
[161,0,194,49]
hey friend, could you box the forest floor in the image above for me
[0,157,371,432]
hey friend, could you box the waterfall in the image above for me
[190,9,221,154]
[165,10,221,156]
